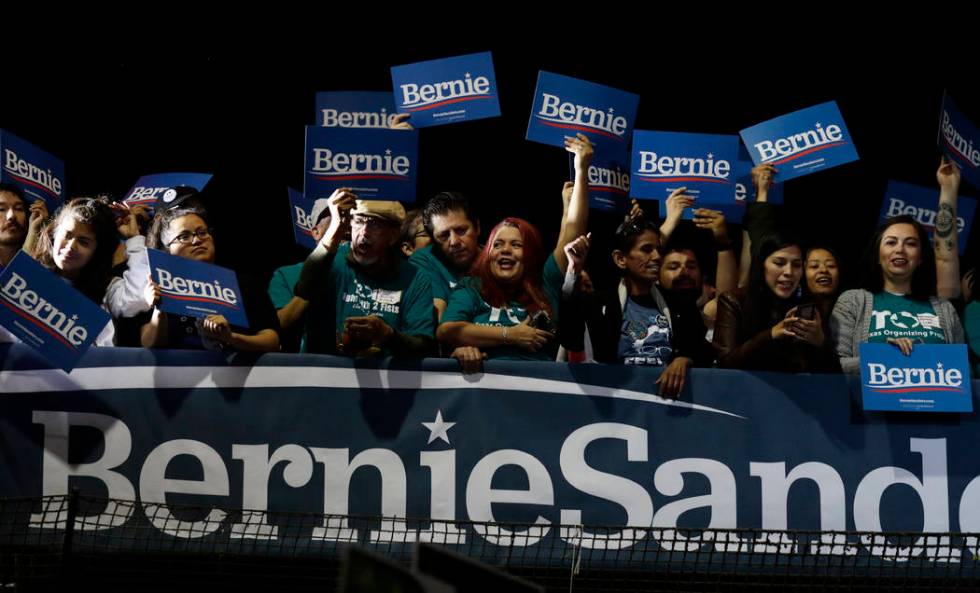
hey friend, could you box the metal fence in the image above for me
[1,493,978,592]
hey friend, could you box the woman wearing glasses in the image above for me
[138,200,280,352]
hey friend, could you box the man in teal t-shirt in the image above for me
[295,193,435,358]
[410,192,482,320]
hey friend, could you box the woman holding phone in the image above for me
[713,233,840,373]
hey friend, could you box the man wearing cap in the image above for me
[295,188,436,358]
[268,197,335,352]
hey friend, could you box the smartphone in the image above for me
[529,310,555,333]
[796,303,816,320]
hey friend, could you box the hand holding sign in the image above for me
[390,113,413,130]
[886,337,915,356]
[144,274,161,309]
[693,208,729,243]
[937,156,962,194]
[751,164,777,201]
[564,134,594,172]
[200,314,233,343]
[661,187,693,241]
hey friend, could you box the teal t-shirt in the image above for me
[868,292,946,344]
[327,244,435,357]
[268,262,303,309]
[442,254,563,361]
[409,244,462,303]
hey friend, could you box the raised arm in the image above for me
[935,156,961,299]
[553,134,593,271]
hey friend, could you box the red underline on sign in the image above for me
[0,297,77,351]
[537,119,623,141]
[312,175,407,182]
[871,386,963,394]
[3,171,59,197]
[944,139,980,169]
[637,177,730,184]
[769,142,846,165]
[591,187,628,194]
[405,95,493,111]
[162,293,240,310]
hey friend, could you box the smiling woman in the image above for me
[832,215,964,373]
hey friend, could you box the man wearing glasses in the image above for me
[295,189,435,358]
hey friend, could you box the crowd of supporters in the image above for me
[1,134,978,397]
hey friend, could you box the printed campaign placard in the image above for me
[880,180,976,256]
[390,52,500,128]
[860,343,973,412]
[121,173,213,210]
[938,92,980,189]
[0,130,65,210]
[288,187,319,250]
[0,252,110,372]
[304,126,418,203]
[315,91,398,128]
[146,248,249,328]
[587,154,631,212]
[526,71,639,152]
[740,101,859,182]
[631,131,738,206]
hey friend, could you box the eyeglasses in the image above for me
[167,228,212,246]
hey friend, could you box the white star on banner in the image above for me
[422,410,456,445]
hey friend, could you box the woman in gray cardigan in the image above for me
[831,215,964,374]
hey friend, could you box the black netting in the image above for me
[1,494,978,592]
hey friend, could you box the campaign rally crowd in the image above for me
[1,117,977,400]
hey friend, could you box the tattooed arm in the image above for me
[935,156,961,300]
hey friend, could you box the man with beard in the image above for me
[0,183,47,270]
[294,189,435,358]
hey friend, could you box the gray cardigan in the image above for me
[830,289,965,374]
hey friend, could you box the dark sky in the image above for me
[3,37,977,289]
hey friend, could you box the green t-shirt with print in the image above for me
[868,292,946,344]
[322,244,435,357]
[409,245,462,303]
[442,254,563,361]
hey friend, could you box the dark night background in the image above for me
[3,37,977,292]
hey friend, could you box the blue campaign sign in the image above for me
[631,131,738,205]
[587,152,631,212]
[0,252,109,372]
[315,91,398,128]
[860,343,973,412]
[122,172,213,210]
[287,187,318,250]
[0,130,66,210]
[146,248,249,328]
[304,126,418,203]
[880,180,976,256]
[390,52,501,128]
[938,92,980,189]
[740,101,859,182]
[526,71,639,152]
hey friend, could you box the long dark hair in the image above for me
[860,215,936,301]
[470,217,551,316]
[746,233,803,334]
[30,197,118,304]
[146,199,210,251]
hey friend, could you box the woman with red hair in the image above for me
[437,135,593,365]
